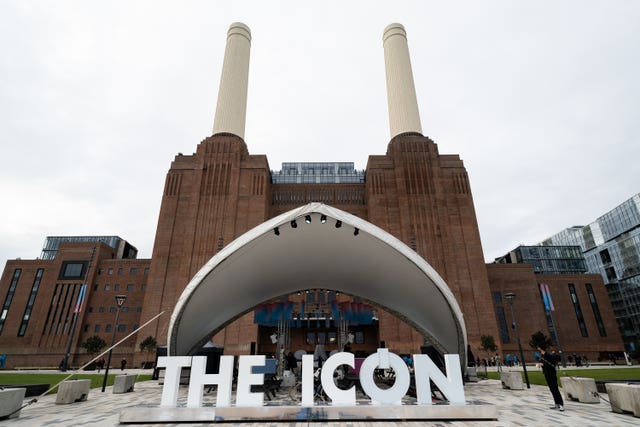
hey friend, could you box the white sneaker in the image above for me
[559,406,565,412]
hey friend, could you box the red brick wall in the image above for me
[366,134,501,355]
[486,264,624,362]
[138,132,503,360]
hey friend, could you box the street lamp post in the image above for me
[101,294,127,392]
[504,292,530,389]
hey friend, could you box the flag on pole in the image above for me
[540,283,555,311]
[74,284,87,313]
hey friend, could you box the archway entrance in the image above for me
[168,203,467,365]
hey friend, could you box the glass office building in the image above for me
[541,194,640,352]
[40,236,138,260]
[494,245,587,274]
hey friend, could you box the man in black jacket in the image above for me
[537,344,564,411]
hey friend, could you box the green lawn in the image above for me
[0,372,153,394]
[480,368,640,386]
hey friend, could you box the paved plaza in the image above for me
[2,368,639,426]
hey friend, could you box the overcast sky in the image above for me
[1,1,639,271]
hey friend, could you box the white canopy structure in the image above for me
[168,203,468,362]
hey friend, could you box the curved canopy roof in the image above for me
[168,203,467,361]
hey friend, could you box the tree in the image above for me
[82,335,107,356]
[529,330,553,350]
[480,335,498,355]
[140,335,157,367]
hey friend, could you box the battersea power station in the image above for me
[0,23,624,370]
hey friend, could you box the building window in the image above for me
[98,268,104,275]
[88,306,93,313]
[110,307,116,313]
[17,268,44,337]
[496,306,510,344]
[117,324,126,332]
[599,249,612,264]
[585,283,607,337]
[93,284,99,291]
[355,331,365,344]
[99,307,105,313]
[141,284,147,291]
[108,268,113,275]
[122,307,130,313]
[133,324,139,331]
[114,284,120,291]
[143,268,149,275]
[117,267,123,275]
[130,268,138,275]
[83,324,89,332]
[95,324,101,332]
[105,324,112,332]
[136,306,142,313]
[568,284,588,337]
[492,291,502,305]
[59,262,85,279]
[605,267,617,281]
[104,284,110,291]
[0,268,22,334]
[127,284,135,291]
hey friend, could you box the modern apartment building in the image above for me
[542,194,640,352]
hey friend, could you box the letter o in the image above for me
[359,351,410,404]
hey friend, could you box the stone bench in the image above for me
[605,383,640,417]
[56,379,90,404]
[113,374,137,394]
[500,371,524,390]
[596,379,640,393]
[0,383,49,397]
[560,377,599,403]
[466,367,479,382]
[0,387,26,419]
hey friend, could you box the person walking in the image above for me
[537,344,564,411]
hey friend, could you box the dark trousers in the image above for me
[545,373,564,406]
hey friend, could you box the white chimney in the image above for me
[212,22,251,139]
[383,23,423,139]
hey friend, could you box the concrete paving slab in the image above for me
[4,372,640,427]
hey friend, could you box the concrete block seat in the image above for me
[0,383,49,397]
[560,377,599,403]
[113,374,137,394]
[0,387,26,419]
[466,367,480,382]
[500,371,524,390]
[56,379,90,404]
[605,383,640,417]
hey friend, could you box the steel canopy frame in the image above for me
[168,202,468,365]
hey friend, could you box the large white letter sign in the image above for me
[359,348,410,405]
[157,356,192,407]
[413,354,465,405]
[187,355,234,408]
[321,352,355,405]
[236,355,266,407]
[301,354,315,407]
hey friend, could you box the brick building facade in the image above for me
[487,264,622,362]
[0,240,150,368]
[136,130,500,362]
